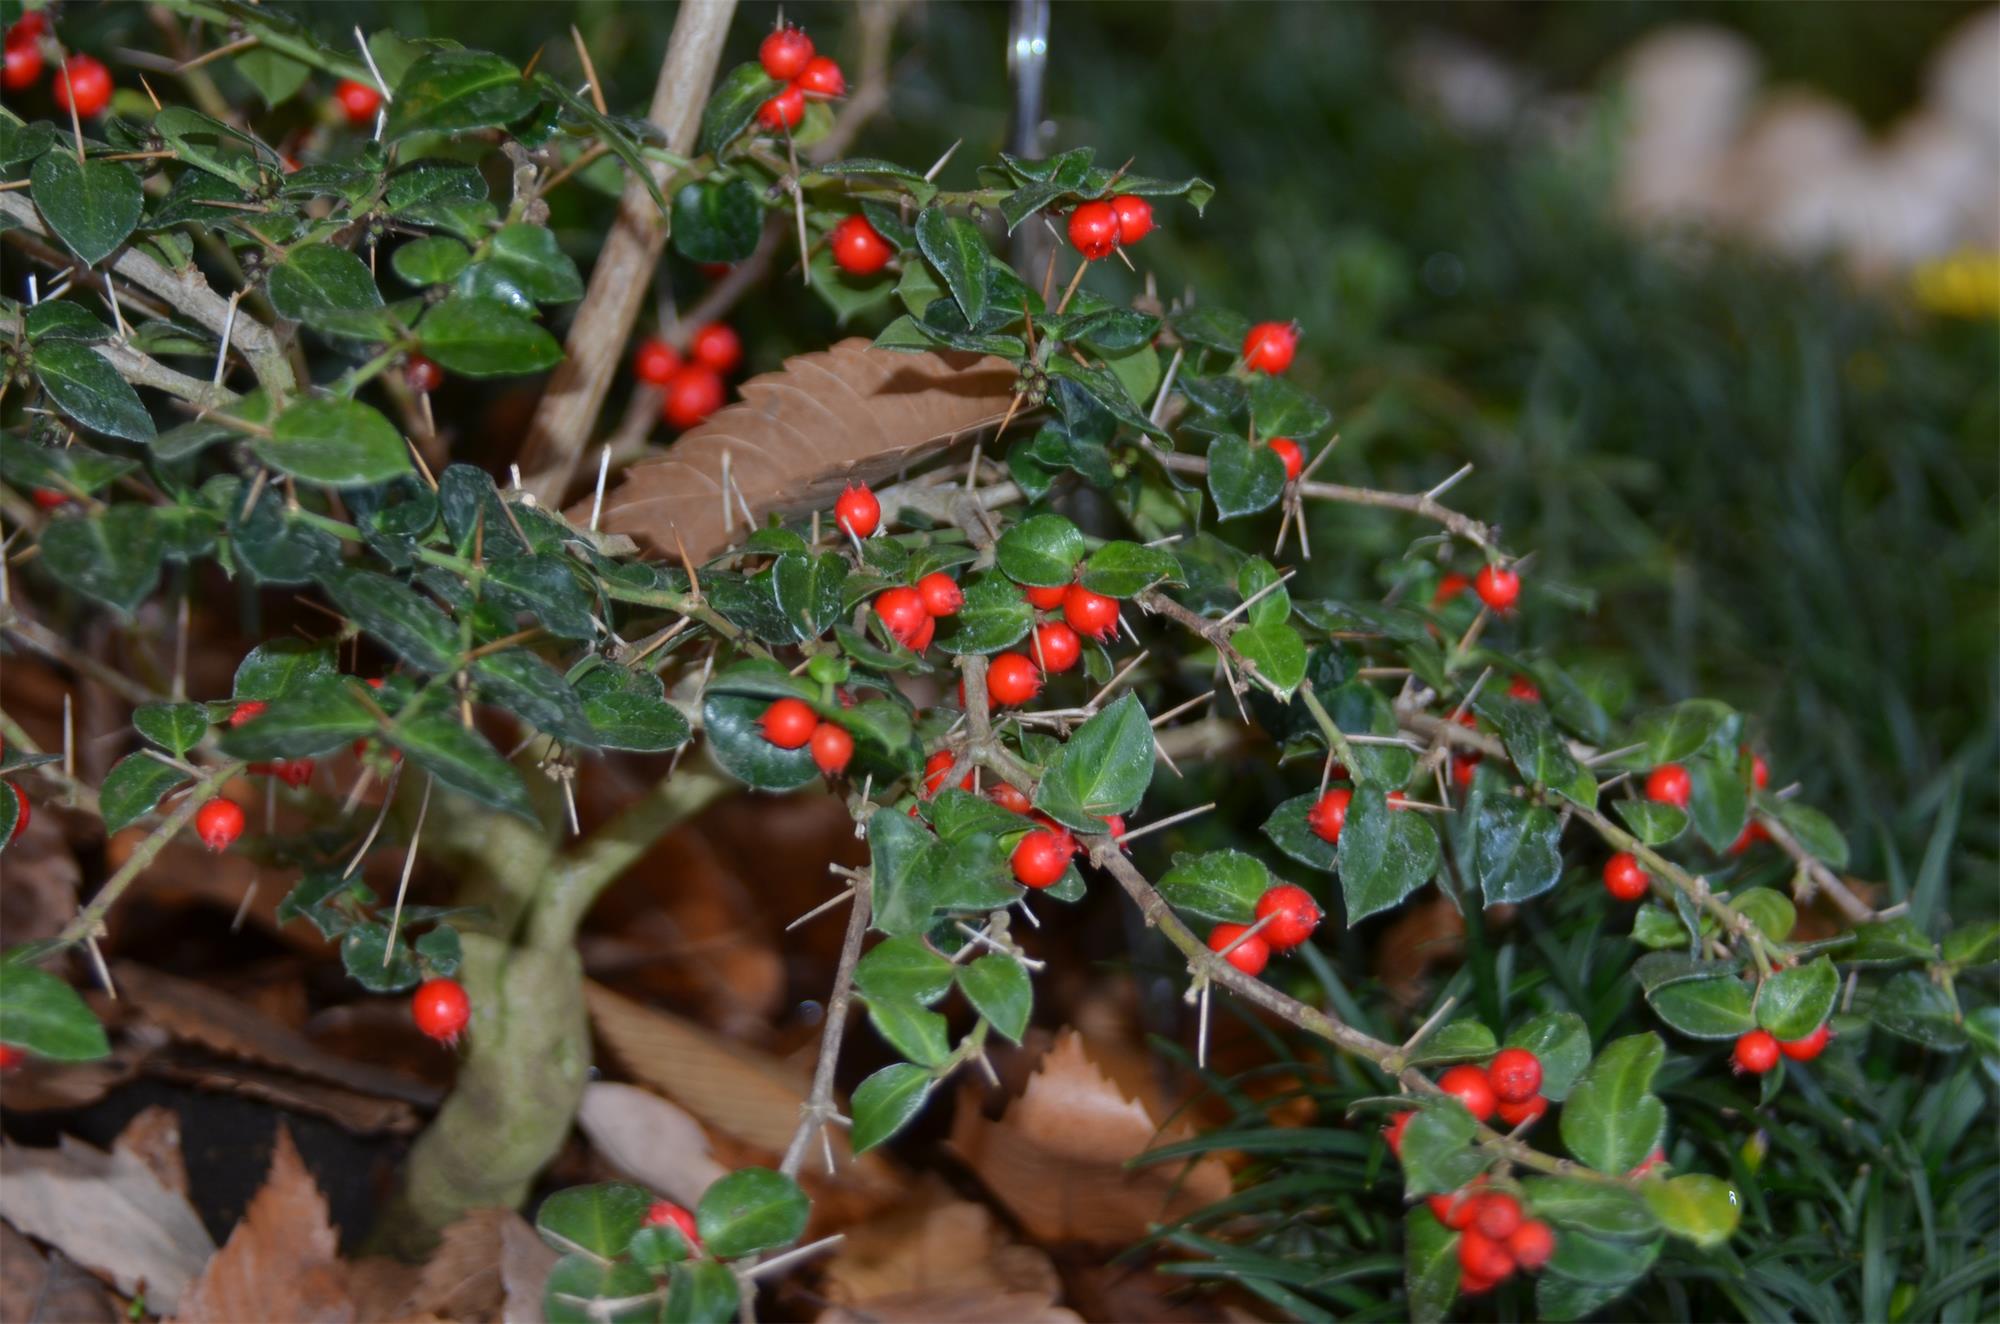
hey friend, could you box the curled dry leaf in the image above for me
[176,1124,355,1324]
[577,341,1019,561]
[575,1081,728,1209]
[947,1029,1232,1245]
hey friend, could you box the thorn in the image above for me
[213,288,244,390]
[1197,979,1211,1069]
[1111,801,1216,846]
[1055,259,1090,316]
[62,694,73,781]
[383,775,433,960]
[1149,346,1184,427]
[1149,690,1214,728]
[354,26,395,102]
[1426,462,1474,502]
[569,26,608,116]
[922,139,961,182]
[589,444,612,532]
[137,74,162,112]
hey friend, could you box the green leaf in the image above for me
[1614,799,1687,846]
[267,244,384,328]
[1864,971,1966,1050]
[484,554,597,641]
[1643,1174,1741,1248]
[30,152,143,267]
[868,806,943,936]
[1248,374,1334,441]
[1943,920,2000,969]
[387,50,537,138]
[1545,1232,1663,1292]
[232,640,336,701]
[696,1167,809,1260]
[1520,1177,1659,1239]
[24,300,112,343]
[151,108,271,190]
[1261,793,1337,873]
[1560,1033,1667,1175]
[1504,1011,1592,1101]
[1408,1018,1497,1067]
[1471,794,1563,904]
[1536,1239,1660,1323]
[418,296,563,377]
[574,666,690,753]
[1206,435,1286,519]
[133,703,209,758]
[543,1256,655,1324]
[770,552,846,643]
[1080,541,1181,598]
[320,567,459,672]
[1732,887,1796,943]
[39,504,164,611]
[959,954,1032,1043]
[474,651,594,744]
[1031,693,1156,831]
[1337,787,1441,922]
[851,1062,934,1154]
[275,873,368,940]
[1631,905,1690,950]
[699,63,783,154]
[1647,974,1756,1039]
[1234,622,1309,697]
[1404,1208,1459,1324]
[535,1181,653,1258]
[414,924,462,977]
[463,223,585,308]
[387,711,535,821]
[996,514,1086,587]
[1476,696,1596,807]
[1769,798,1849,869]
[1755,956,1837,1039]
[943,573,1034,654]
[702,691,819,792]
[1632,951,1742,993]
[1842,916,1938,965]
[340,921,421,992]
[1631,699,1732,766]
[854,935,954,1006]
[1158,849,1267,924]
[671,179,762,264]
[866,996,951,1068]
[386,159,489,215]
[664,1261,738,1323]
[32,340,155,442]
[235,47,311,105]
[393,236,472,286]
[218,679,377,760]
[0,780,16,850]
[0,960,110,1061]
[915,206,990,327]
[258,398,412,488]
[1685,756,1748,853]
[1399,1102,1486,1197]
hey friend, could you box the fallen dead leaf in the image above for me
[0,1135,213,1314]
[574,1082,727,1209]
[821,1188,1061,1306]
[114,1104,189,1198]
[0,1221,120,1323]
[498,1212,558,1324]
[148,1058,420,1135]
[175,1124,355,1323]
[0,791,81,944]
[818,1288,1082,1323]
[948,1029,1232,1245]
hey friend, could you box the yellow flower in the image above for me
[1911,250,2000,319]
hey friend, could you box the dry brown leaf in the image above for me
[0,1136,213,1314]
[344,1256,423,1324]
[148,1059,420,1135]
[574,1082,727,1208]
[818,1289,1082,1323]
[821,1191,1060,1306]
[948,1029,1232,1245]
[0,795,81,945]
[498,1213,558,1324]
[0,1221,120,1324]
[577,341,1018,561]
[114,1104,189,1198]
[403,1207,531,1321]
[175,1124,355,1323]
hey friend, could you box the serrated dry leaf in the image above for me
[115,1104,188,1197]
[577,341,1018,560]
[0,1136,213,1314]
[820,1191,1061,1307]
[574,1082,727,1208]
[947,1029,1232,1245]
[176,1124,354,1323]
[0,1222,119,1324]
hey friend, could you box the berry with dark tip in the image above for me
[758,25,814,81]
[835,483,880,539]
[1110,194,1153,245]
[1011,828,1074,888]
[987,652,1042,707]
[1241,321,1298,374]
[1062,585,1120,641]
[759,698,818,750]
[1067,201,1120,261]
[195,798,245,851]
[412,976,471,1045]
[916,572,963,617]
[1032,620,1082,673]
[1733,1029,1780,1074]
[1253,884,1321,950]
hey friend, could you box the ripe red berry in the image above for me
[990,782,1032,814]
[1109,194,1153,246]
[1733,1029,1780,1074]
[1100,813,1126,842]
[1745,747,1771,789]
[1629,1149,1668,1178]
[1066,201,1120,261]
[31,488,68,509]
[1456,1227,1515,1283]
[1062,585,1120,641]
[1473,564,1521,611]
[1487,1048,1542,1103]
[1254,884,1321,950]
[1022,583,1069,610]
[194,798,245,851]
[1429,1187,1481,1230]
[1507,1220,1555,1271]
[1778,1022,1832,1061]
[1507,676,1541,702]
[923,750,973,798]
[874,587,930,650]
[1382,1110,1414,1157]
[53,55,112,117]
[916,572,963,618]
[405,354,444,393]
[1603,851,1649,901]
[810,722,853,776]
[642,1200,701,1249]
[1437,1064,1498,1121]
[759,697,818,750]
[9,783,29,843]
[228,700,267,728]
[987,652,1042,707]
[1452,752,1481,789]
[1032,620,1082,674]
[334,78,382,125]
[1307,788,1352,844]
[829,214,895,276]
[0,1042,24,1071]
[3,38,39,92]
[689,324,742,376]
[273,758,315,789]
[835,483,880,539]
[1645,764,1692,809]
[1432,573,1469,607]
[633,338,681,385]
[1728,820,1769,855]
[1474,1192,1523,1240]
[1241,321,1298,375]
[1011,828,1074,889]
[1268,436,1304,482]
[660,365,725,430]
[6,11,47,42]
[758,25,814,81]
[1496,1093,1548,1129]
[1460,1267,1505,1296]
[756,84,806,132]
[795,56,845,98]
[1207,922,1270,977]
[411,976,471,1045]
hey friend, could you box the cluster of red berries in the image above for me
[230,701,316,788]
[4,15,112,116]
[872,570,963,653]
[334,77,384,127]
[754,24,845,132]
[915,753,1123,889]
[411,975,470,1045]
[965,582,1121,712]
[634,324,744,431]
[758,698,855,776]
[1439,1050,1552,1130]
[1204,883,1321,976]
[1642,746,1772,854]
[1066,194,1154,262]
[1732,1022,1830,1073]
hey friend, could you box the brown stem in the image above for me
[1153,451,1497,551]
[58,761,244,948]
[1756,809,1879,923]
[779,870,872,1178]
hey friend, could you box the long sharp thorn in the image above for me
[383,775,433,960]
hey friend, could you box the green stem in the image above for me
[57,761,244,948]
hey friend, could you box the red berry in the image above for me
[9,782,29,843]
[829,214,895,276]
[874,587,930,650]
[1432,573,1470,606]
[1207,922,1270,977]
[194,798,245,851]
[1474,1193,1523,1240]
[1629,1149,1668,1178]
[756,84,806,132]
[795,56,845,98]
[1268,436,1304,482]
[1100,813,1126,843]
[1429,1187,1481,1231]
[1109,194,1153,246]
[229,700,267,728]
[1460,1267,1505,1296]
[53,55,112,117]
[1603,851,1649,901]
[1778,1022,1831,1061]
[1456,1227,1515,1283]
[1645,764,1692,809]
[689,324,742,375]
[660,365,725,430]
[1023,583,1069,610]
[1066,201,1120,261]
[907,615,936,652]
[405,354,444,393]
[633,337,681,385]
[1452,752,1481,789]
[835,483,880,539]
[1733,1029,1780,1074]
[989,782,1032,814]
[1473,564,1521,611]
[273,758,315,789]
[1241,321,1298,375]
[1062,585,1120,641]
[1011,828,1074,889]
[1746,748,1771,789]
[1487,1048,1543,1104]
[1032,620,1082,674]
[1437,1065,1498,1121]
[6,11,48,43]
[1496,1094,1547,1129]
[3,38,39,92]
[1307,788,1352,844]
[334,78,382,126]
[759,697,818,750]
[1383,1110,1414,1156]
[1728,821,1769,856]
[411,976,471,1045]
[987,652,1042,707]
[1254,884,1321,950]
[1507,676,1541,702]
[916,572,963,618]
[923,750,973,798]
[1507,1220,1555,1271]
[31,488,68,509]
[643,1200,701,1249]
[0,1042,24,1070]
[810,722,853,776]
[758,25,814,81]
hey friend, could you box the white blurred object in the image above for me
[1615,26,1761,225]
[1928,6,2000,152]
[1401,33,1526,134]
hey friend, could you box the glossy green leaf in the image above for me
[134,703,209,758]
[232,639,336,701]
[387,50,537,138]
[418,296,563,377]
[1477,696,1596,807]
[23,300,111,343]
[1647,974,1756,1039]
[702,690,819,792]
[473,651,595,744]
[320,567,459,671]
[959,953,1032,1043]
[996,514,1086,587]
[1158,849,1267,924]
[1756,956,1838,1039]
[98,753,190,834]
[1031,693,1156,831]
[31,152,143,267]
[1631,699,1731,766]
[218,680,378,760]
[699,63,783,154]
[1560,1033,1667,1175]
[340,921,421,992]
[463,223,585,308]
[267,244,384,327]
[542,1256,655,1324]
[1337,787,1441,922]
[671,178,762,263]
[1504,1011,1592,1101]
[258,398,412,488]
[1614,799,1687,846]
[868,806,944,936]
[1471,793,1563,905]
[535,1181,653,1258]
[235,47,311,105]
[915,206,989,327]
[484,554,596,641]
[696,1167,809,1260]
[851,1062,934,1154]
[1521,1177,1659,1239]
[1864,971,1966,1050]
[574,666,690,753]
[387,711,535,820]
[664,1261,737,1323]
[1769,797,1849,869]
[1404,1207,1458,1324]
[1644,1174,1741,1248]
[1408,1018,1497,1067]
[943,573,1034,654]
[1080,541,1181,598]
[1206,435,1286,519]
[1234,621,1309,696]
[1686,756,1749,853]
[0,960,110,1061]
[1732,887,1796,943]
[39,504,164,611]
[866,996,951,1068]
[1399,1102,1486,1197]
[392,236,473,286]
[32,340,154,442]
[1261,793,1338,872]
[855,935,955,1006]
